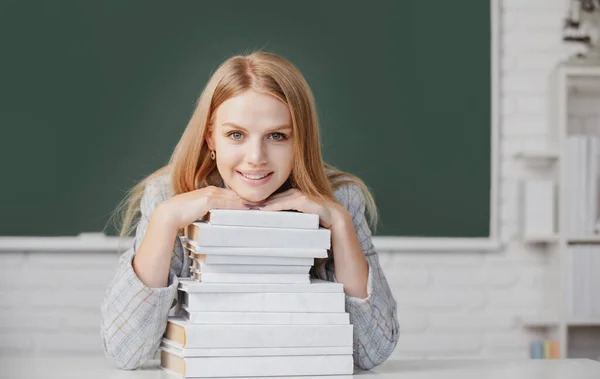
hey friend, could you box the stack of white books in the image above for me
[160,209,354,378]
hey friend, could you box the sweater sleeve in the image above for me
[100,179,187,369]
[331,183,400,370]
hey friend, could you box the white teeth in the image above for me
[242,173,270,180]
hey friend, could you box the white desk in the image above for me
[1,356,600,379]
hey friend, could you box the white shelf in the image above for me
[523,235,560,244]
[566,318,600,326]
[372,237,500,252]
[519,315,559,328]
[514,150,559,168]
[514,150,559,161]
[567,236,600,244]
[520,315,600,327]
[517,64,600,359]
[522,236,600,245]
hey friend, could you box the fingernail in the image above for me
[258,204,266,208]
[244,203,253,208]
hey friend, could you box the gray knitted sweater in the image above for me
[100,174,399,370]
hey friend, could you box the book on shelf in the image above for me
[586,137,598,234]
[180,290,346,313]
[190,269,311,284]
[177,277,343,293]
[202,209,320,230]
[183,222,331,249]
[570,246,600,318]
[160,350,354,378]
[163,317,354,348]
[180,239,328,258]
[529,340,559,359]
[567,136,600,236]
[190,259,311,274]
[180,308,350,325]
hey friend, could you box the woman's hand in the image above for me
[156,186,263,231]
[260,188,346,229]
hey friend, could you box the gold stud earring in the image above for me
[210,150,215,160]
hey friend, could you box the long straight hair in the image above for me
[108,51,379,274]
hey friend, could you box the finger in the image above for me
[220,190,265,207]
[265,188,299,201]
[265,190,300,204]
[209,197,248,210]
[261,198,305,213]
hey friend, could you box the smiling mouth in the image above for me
[238,171,273,180]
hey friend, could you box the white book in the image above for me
[568,138,579,235]
[573,247,585,317]
[180,239,328,258]
[191,260,311,274]
[181,309,350,325]
[164,317,354,348]
[203,209,320,230]
[178,277,343,293]
[567,247,574,317]
[190,269,311,284]
[584,247,593,316]
[160,339,352,357]
[592,247,600,316]
[522,180,555,237]
[184,222,331,249]
[181,290,346,313]
[587,137,599,235]
[187,252,314,266]
[160,350,354,377]
[578,137,587,235]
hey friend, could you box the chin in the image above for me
[234,187,274,203]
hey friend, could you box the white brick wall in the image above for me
[0,252,119,355]
[0,0,588,359]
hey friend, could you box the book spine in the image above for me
[201,254,315,266]
[191,270,311,284]
[188,223,331,249]
[543,340,551,359]
[183,310,350,325]
[178,277,344,293]
[530,340,543,359]
[160,341,353,357]
[181,354,355,377]
[207,209,320,230]
[550,340,560,359]
[182,324,354,348]
[194,261,311,274]
[568,137,577,235]
[182,240,328,258]
[183,291,346,313]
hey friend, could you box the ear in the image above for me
[205,126,215,150]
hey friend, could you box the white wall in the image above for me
[0,0,585,358]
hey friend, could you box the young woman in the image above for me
[101,51,399,371]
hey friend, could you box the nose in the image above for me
[244,138,267,166]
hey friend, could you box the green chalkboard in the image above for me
[0,1,491,237]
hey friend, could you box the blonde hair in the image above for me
[107,51,378,272]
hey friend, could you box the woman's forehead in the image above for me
[216,91,291,129]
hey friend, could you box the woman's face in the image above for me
[206,90,294,203]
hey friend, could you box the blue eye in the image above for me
[228,132,243,140]
[226,131,288,141]
[269,132,287,141]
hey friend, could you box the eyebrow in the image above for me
[222,122,292,133]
